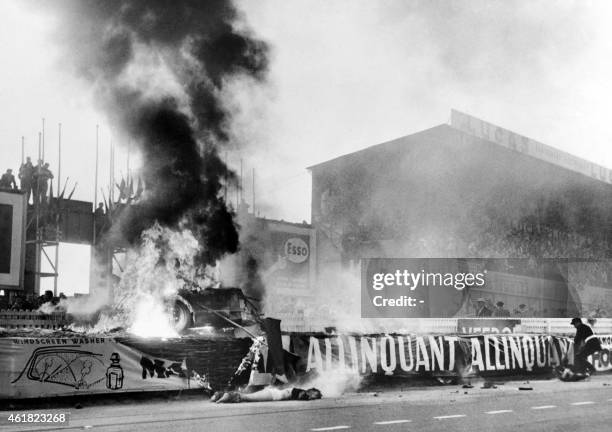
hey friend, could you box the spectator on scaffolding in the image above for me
[94,202,106,240]
[0,168,17,190]
[18,157,35,203]
[493,301,511,317]
[36,162,54,204]
[32,159,43,204]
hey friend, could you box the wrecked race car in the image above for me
[172,287,261,333]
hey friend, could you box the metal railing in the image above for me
[3,309,611,336]
[0,309,67,330]
[277,314,612,335]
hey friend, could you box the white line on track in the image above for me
[373,420,412,425]
[485,410,513,414]
[433,414,467,420]
[570,401,595,406]
[311,427,351,431]
[531,405,557,410]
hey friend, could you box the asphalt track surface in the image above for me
[2,376,612,432]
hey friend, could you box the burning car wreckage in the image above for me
[0,0,322,403]
[11,240,324,402]
[5,0,612,403]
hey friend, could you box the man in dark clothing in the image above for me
[0,169,17,190]
[493,301,511,317]
[37,290,55,307]
[94,202,107,241]
[10,296,25,311]
[36,162,54,204]
[475,298,493,317]
[32,160,43,204]
[571,317,602,375]
[19,157,34,203]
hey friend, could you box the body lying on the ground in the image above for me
[555,365,590,382]
[211,386,322,403]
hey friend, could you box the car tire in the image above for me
[173,300,193,333]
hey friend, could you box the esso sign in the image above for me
[284,238,309,264]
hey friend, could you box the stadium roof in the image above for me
[308,110,612,186]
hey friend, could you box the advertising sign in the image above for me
[592,335,612,372]
[262,222,315,315]
[0,336,250,399]
[457,318,522,334]
[0,191,26,289]
[288,333,612,378]
[450,109,612,184]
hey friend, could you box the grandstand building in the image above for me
[308,110,612,318]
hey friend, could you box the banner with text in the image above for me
[290,334,612,378]
[0,336,250,399]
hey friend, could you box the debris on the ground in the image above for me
[462,383,473,389]
[481,381,497,389]
[518,386,533,390]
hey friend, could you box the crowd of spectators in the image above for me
[394,213,612,319]
[7,290,66,311]
[0,157,54,204]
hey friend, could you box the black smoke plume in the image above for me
[45,0,268,265]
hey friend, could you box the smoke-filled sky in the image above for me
[2,0,612,223]
[2,1,612,297]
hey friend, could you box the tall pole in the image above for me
[108,138,114,289]
[126,140,130,181]
[35,130,42,295]
[223,151,228,203]
[42,118,45,161]
[57,123,62,193]
[53,122,62,297]
[21,136,24,165]
[93,125,99,245]
[109,138,114,204]
[252,168,255,215]
[94,125,99,206]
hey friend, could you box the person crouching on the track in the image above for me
[571,317,602,375]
